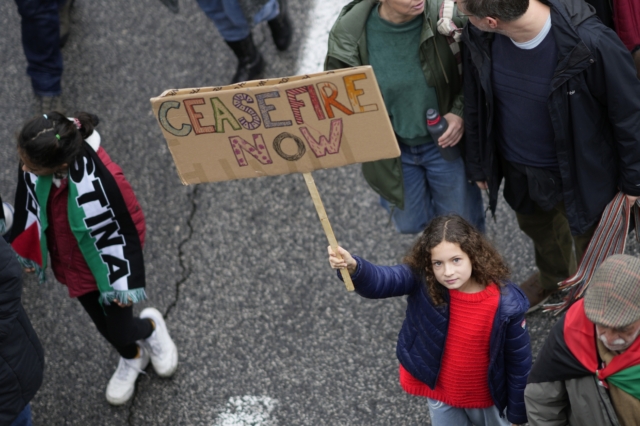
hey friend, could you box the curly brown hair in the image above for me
[403,215,510,305]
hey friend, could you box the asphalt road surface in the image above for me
[2,1,637,425]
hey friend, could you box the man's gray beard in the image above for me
[599,327,640,352]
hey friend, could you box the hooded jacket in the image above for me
[324,0,465,209]
[343,256,532,424]
[462,0,640,235]
[0,238,44,425]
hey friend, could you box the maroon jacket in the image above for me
[614,0,640,51]
[586,0,640,51]
[46,146,145,298]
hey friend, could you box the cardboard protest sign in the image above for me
[149,66,399,184]
[150,66,399,291]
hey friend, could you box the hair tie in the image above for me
[55,134,60,140]
[43,114,48,119]
[73,118,82,129]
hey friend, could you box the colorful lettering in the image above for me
[286,85,326,125]
[299,119,343,158]
[255,91,293,128]
[343,73,379,113]
[158,101,192,137]
[232,93,262,130]
[183,98,215,135]
[272,132,306,161]
[228,134,274,167]
[210,97,242,133]
[316,82,354,118]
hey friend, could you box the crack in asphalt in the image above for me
[126,185,199,425]
[165,185,199,319]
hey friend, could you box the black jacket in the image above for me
[462,0,640,235]
[0,238,44,425]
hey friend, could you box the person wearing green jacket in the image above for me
[325,0,484,234]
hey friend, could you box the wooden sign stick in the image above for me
[303,172,355,291]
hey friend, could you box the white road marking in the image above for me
[213,395,279,426]
[295,1,350,75]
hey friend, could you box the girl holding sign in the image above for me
[9,112,178,406]
[328,215,531,425]
[325,0,484,234]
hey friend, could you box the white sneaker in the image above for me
[106,345,149,405]
[140,308,178,377]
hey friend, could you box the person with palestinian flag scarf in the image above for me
[9,111,179,406]
[525,254,640,425]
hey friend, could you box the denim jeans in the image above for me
[380,142,485,234]
[196,0,279,41]
[14,0,65,96]
[427,399,509,426]
[10,404,32,426]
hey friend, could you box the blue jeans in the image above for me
[380,142,485,234]
[427,399,509,426]
[10,404,32,426]
[14,0,65,96]
[196,0,280,41]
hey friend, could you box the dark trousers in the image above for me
[14,0,64,95]
[77,291,153,359]
[515,202,596,290]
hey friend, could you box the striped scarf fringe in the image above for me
[544,192,639,314]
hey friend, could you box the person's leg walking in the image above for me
[423,143,486,232]
[14,0,63,98]
[77,291,153,359]
[195,0,270,82]
[516,203,577,290]
[516,202,577,310]
[427,398,474,426]
[78,290,155,405]
[465,405,510,426]
[380,144,432,234]
[196,0,250,42]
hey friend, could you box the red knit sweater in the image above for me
[400,283,500,408]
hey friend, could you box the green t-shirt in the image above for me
[366,6,439,146]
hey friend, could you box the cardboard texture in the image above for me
[150,66,400,185]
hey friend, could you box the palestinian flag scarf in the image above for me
[529,299,640,398]
[9,141,147,305]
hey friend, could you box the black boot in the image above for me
[225,34,264,84]
[268,0,292,51]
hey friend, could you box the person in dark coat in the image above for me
[0,237,44,425]
[457,0,640,311]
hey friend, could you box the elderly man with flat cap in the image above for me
[524,254,640,425]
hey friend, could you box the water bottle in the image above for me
[426,109,460,162]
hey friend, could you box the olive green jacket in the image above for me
[324,0,465,209]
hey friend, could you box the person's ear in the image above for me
[486,16,499,29]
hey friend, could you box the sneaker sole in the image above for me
[140,308,179,377]
[154,343,178,378]
[106,388,134,406]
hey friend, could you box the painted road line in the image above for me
[295,1,350,75]
[213,395,279,426]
